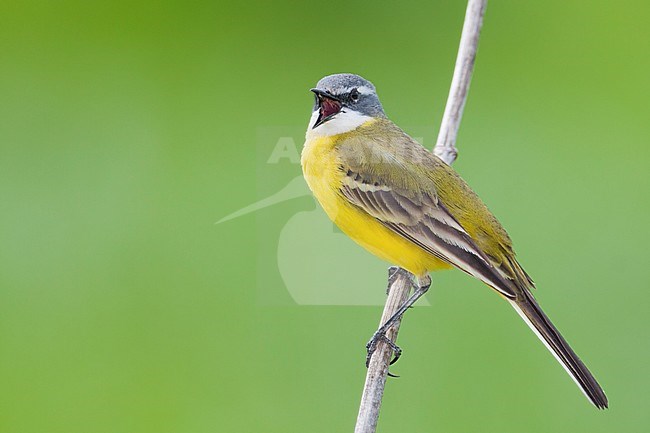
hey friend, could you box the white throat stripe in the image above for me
[306,109,372,137]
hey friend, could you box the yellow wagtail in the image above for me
[301,73,607,408]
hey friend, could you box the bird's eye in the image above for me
[350,88,360,102]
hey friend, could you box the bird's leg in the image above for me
[366,272,432,368]
[386,266,401,295]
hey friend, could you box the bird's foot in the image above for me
[365,329,402,373]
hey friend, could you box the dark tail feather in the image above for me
[508,290,608,409]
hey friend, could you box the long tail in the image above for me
[507,289,608,409]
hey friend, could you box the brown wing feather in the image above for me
[336,118,533,294]
[339,169,516,298]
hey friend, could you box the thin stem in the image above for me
[354,270,413,433]
[354,1,487,432]
[435,0,487,165]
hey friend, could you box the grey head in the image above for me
[310,73,385,129]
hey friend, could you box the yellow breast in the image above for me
[301,128,451,277]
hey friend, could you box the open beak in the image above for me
[310,88,342,129]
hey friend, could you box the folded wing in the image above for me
[339,163,516,299]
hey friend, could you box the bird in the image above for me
[300,73,608,409]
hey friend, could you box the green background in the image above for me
[1,1,649,432]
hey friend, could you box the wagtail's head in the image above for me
[307,73,385,136]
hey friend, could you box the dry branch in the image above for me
[354,1,488,432]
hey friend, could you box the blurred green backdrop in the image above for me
[1,1,649,432]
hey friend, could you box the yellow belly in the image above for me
[301,132,451,277]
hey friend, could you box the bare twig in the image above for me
[354,1,487,432]
[435,0,487,165]
[354,269,412,433]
